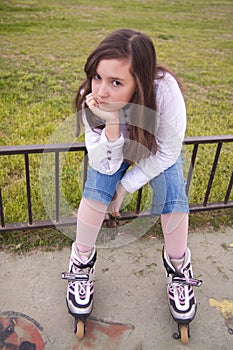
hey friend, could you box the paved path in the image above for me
[0,227,233,349]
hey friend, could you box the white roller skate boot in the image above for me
[62,242,96,339]
[162,247,202,344]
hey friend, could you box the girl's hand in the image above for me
[86,93,120,123]
[108,183,127,217]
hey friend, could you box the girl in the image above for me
[64,29,202,341]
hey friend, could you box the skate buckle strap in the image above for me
[169,275,202,287]
[62,272,89,282]
[167,272,202,287]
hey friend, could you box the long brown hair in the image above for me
[75,29,181,162]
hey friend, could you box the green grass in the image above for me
[0,0,232,251]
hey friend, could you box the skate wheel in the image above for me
[180,324,189,344]
[76,320,85,340]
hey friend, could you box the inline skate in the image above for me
[162,247,202,344]
[62,242,96,340]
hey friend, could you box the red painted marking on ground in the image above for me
[0,315,45,349]
[72,318,134,350]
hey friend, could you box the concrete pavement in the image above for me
[0,226,233,350]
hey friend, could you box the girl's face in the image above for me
[91,58,136,111]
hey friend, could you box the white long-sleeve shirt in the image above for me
[82,71,186,193]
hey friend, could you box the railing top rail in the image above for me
[0,135,232,156]
[184,134,233,145]
[0,142,86,155]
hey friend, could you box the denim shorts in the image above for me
[82,155,189,215]
[150,155,189,215]
[82,161,130,205]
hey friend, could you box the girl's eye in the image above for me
[112,80,121,87]
[93,74,101,80]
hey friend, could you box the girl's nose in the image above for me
[98,82,109,98]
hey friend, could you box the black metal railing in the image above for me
[0,135,232,232]
[184,135,233,210]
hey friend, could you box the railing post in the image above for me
[186,143,199,195]
[55,151,60,223]
[224,172,233,204]
[0,188,5,228]
[24,153,33,225]
[203,143,222,206]
[83,148,88,189]
[136,188,143,214]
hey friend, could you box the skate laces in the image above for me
[168,280,186,302]
[184,269,190,283]
[68,262,94,299]
[168,267,202,304]
[167,269,190,304]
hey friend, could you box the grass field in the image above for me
[0,0,232,251]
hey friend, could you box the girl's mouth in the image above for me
[96,98,108,105]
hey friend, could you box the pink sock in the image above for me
[161,212,188,259]
[75,198,108,253]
